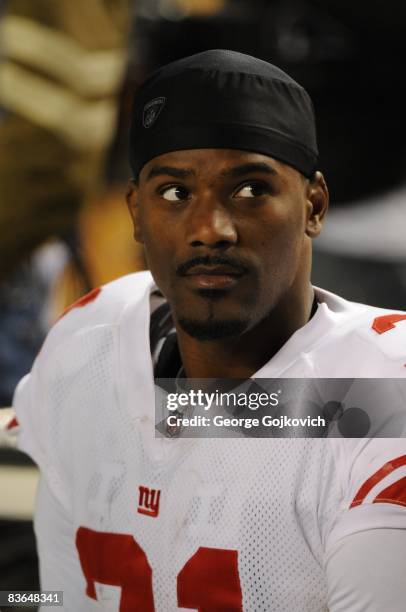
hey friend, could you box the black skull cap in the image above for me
[129,49,318,178]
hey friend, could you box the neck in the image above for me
[175,284,315,379]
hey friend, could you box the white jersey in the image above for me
[13,271,406,611]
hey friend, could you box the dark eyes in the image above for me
[160,185,189,202]
[159,181,271,202]
[233,182,270,198]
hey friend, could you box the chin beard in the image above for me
[177,316,249,341]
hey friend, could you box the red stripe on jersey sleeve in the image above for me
[350,455,406,508]
[6,416,19,430]
[58,287,101,320]
[372,313,406,334]
[373,476,406,508]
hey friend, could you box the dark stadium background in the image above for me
[1,1,405,609]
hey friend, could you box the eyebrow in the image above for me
[145,161,278,182]
[220,162,278,178]
[146,166,195,181]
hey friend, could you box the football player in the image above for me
[12,50,406,610]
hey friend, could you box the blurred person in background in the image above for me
[0,0,132,405]
[0,0,132,601]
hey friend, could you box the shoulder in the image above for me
[314,287,406,370]
[353,304,406,361]
[39,271,154,363]
[12,271,155,482]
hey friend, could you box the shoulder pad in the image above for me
[355,307,406,361]
[39,271,154,360]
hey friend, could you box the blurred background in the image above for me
[1,0,405,608]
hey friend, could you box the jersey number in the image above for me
[76,526,243,611]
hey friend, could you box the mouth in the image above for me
[184,265,244,290]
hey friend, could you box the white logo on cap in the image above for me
[143,97,166,128]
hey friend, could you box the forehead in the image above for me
[139,148,302,184]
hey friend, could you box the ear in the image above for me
[126,179,144,244]
[305,171,329,238]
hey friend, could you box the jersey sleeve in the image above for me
[12,292,101,512]
[325,436,406,553]
[13,369,45,466]
[326,529,406,611]
[13,354,73,514]
[11,283,124,512]
[321,371,406,553]
[35,475,89,610]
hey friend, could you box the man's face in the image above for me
[127,149,327,341]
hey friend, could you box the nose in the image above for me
[187,201,238,249]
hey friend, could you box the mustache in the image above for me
[176,254,251,276]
